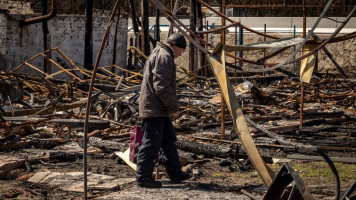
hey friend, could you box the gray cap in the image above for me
[167,33,187,49]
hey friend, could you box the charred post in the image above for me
[155,8,160,47]
[112,10,121,73]
[196,1,203,76]
[189,0,197,72]
[84,0,93,71]
[42,0,50,73]
[142,0,150,56]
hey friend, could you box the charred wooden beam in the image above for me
[128,37,134,72]
[129,0,139,33]
[196,1,205,77]
[155,8,160,46]
[86,137,128,152]
[0,141,31,151]
[142,0,150,56]
[42,0,51,73]
[189,0,197,72]
[49,151,82,162]
[112,10,121,73]
[19,0,57,27]
[50,118,110,132]
[84,0,93,71]
[177,138,232,158]
[31,139,59,149]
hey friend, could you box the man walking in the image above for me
[136,33,192,188]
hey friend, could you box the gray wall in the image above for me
[0,12,127,76]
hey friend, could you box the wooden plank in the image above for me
[116,148,137,171]
[50,119,110,132]
[1,100,86,116]
[208,45,274,186]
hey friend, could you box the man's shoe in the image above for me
[169,172,192,183]
[137,178,162,188]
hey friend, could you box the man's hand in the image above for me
[171,111,179,118]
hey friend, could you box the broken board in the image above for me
[28,171,135,192]
[116,148,137,171]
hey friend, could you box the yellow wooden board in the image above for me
[116,148,137,171]
[208,44,274,186]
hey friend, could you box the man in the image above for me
[136,33,192,188]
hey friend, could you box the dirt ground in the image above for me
[0,136,355,200]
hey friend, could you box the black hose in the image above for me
[317,149,340,200]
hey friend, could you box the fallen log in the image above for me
[1,100,86,116]
[50,118,110,132]
[86,137,128,152]
[177,138,232,158]
[0,141,32,151]
[0,138,65,151]
[0,150,99,179]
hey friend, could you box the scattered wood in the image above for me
[0,44,354,198]
[28,171,135,192]
[87,137,128,152]
[177,138,233,158]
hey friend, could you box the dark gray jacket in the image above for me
[139,42,179,119]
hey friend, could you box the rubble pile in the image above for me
[0,47,355,199]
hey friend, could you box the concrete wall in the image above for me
[0,12,128,77]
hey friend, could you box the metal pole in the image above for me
[45,34,52,74]
[155,8,160,45]
[171,0,175,13]
[205,20,209,79]
[300,0,306,129]
[234,25,237,77]
[238,26,243,68]
[83,1,120,199]
[142,0,150,56]
[189,0,197,72]
[263,24,266,77]
[153,25,156,41]
[221,0,226,140]
[197,1,204,76]
[293,25,296,73]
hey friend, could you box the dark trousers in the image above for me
[136,117,182,180]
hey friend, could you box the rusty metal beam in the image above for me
[19,0,57,27]
[82,0,121,199]
[195,0,279,39]
[196,21,241,34]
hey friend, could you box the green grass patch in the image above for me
[286,161,356,185]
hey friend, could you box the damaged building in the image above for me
[0,0,355,199]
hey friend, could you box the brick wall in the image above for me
[0,12,128,77]
[0,0,34,14]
